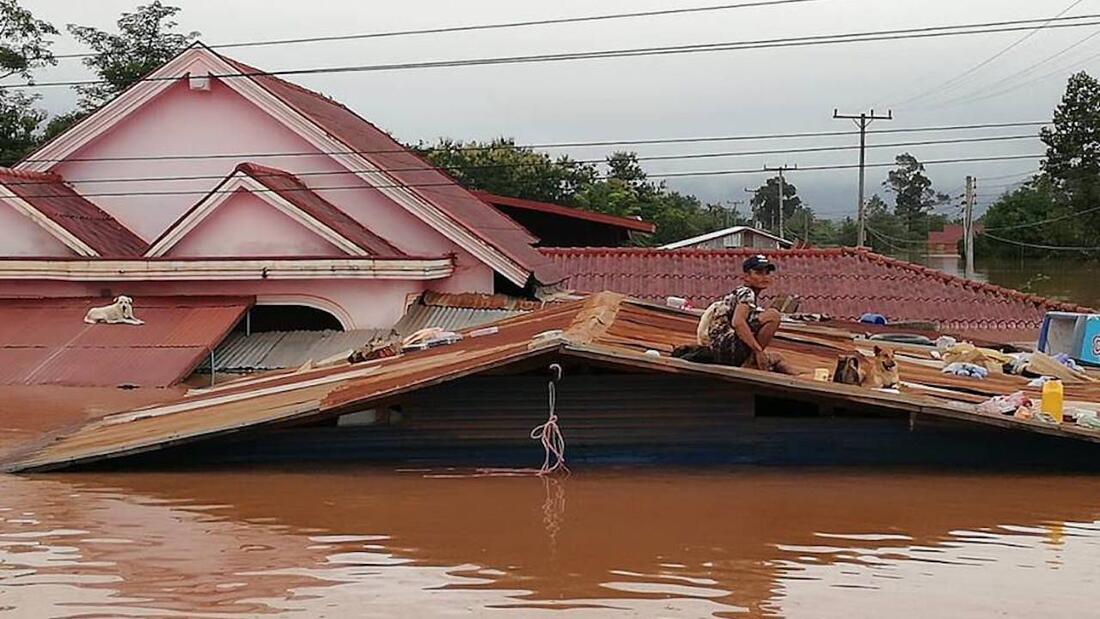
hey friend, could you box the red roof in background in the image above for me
[236,163,405,256]
[0,296,252,387]
[927,224,968,246]
[542,247,1092,341]
[0,169,148,257]
[472,191,657,234]
[220,55,564,286]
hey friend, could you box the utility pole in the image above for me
[964,175,976,280]
[763,164,796,239]
[834,108,893,248]
[744,188,757,229]
[726,199,745,228]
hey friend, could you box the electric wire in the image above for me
[52,0,824,60]
[9,14,1100,90]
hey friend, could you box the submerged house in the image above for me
[0,43,565,333]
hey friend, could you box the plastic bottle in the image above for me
[1041,379,1065,424]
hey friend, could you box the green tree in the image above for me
[748,175,802,235]
[0,90,45,165]
[977,179,1076,258]
[0,0,57,165]
[884,153,948,237]
[419,138,597,204]
[576,152,728,246]
[1040,71,1100,234]
[67,1,199,111]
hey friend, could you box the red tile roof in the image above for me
[234,163,404,256]
[471,191,657,234]
[0,296,252,386]
[219,54,564,286]
[0,169,148,257]
[542,247,1093,341]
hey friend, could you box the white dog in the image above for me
[84,295,145,325]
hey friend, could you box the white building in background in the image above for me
[660,226,795,251]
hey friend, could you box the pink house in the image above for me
[0,43,563,333]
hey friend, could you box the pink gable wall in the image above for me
[53,79,481,258]
[166,190,346,258]
[52,76,494,295]
[0,203,76,257]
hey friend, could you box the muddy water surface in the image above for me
[2,467,1100,617]
[2,390,1100,618]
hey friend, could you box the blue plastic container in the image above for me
[1038,312,1100,366]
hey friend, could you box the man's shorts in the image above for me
[710,318,763,367]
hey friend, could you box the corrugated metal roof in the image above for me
[471,191,656,234]
[11,292,1100,472]
[394,304,524,335]
[0,296,252,387]
[0,168,148,257]
[202,329,393,373]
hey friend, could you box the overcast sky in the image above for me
[17,0,1097,220]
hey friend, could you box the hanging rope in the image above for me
[531,363,568,475]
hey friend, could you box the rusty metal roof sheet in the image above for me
[0,168,148,257]
[7,292,1100,472]
[0,296,252,387]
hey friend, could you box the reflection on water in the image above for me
[2,469,1099,618]
[927,255,1100,308]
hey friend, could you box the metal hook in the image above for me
[548,363,563,383]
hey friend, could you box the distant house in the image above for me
[927,224,980,257]
[660,226,794,251]
[472,191,655,247]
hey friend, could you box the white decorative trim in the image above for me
[146,171,369,258]
[19,49,219,172]
[16,45,533,286]
[0,257,454,281]
[0,185,98,256]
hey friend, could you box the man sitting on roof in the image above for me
[704,255,794,374]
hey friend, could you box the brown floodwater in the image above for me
[929,256,1100,308]
[2,380,1100,617]
[2,467,1100,618]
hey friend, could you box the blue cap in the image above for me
[742,255,777,273]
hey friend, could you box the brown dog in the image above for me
[833,346,900,389]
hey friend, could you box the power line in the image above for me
[937,46,1100,108]
[933,26,1100,108]
[981,168,1041,182]
[0,153,1044,199]
[5,133,1042,187]
[894,0,1089,107]
[983,204,1100,231]
[9,14,1100,90]
[865,225,930,245]
[17,121,1050,164]
[53,0,823,60]
[981,231,1100,251]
